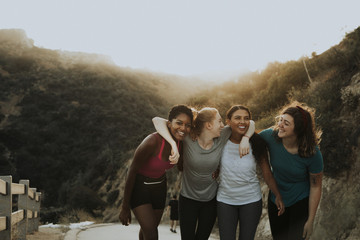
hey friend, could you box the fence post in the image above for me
[0,176,12,240]
[28,188,37,233]
[18,180,29,239]
[34,192,41,231]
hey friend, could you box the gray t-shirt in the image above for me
[180,126,231,201]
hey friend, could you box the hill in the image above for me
[0,29,207,216]
[97,27,360,239]
[182,26,360,239]
[1,27,360,239]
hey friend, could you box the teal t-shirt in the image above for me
[259,128,323,207]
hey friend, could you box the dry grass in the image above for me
[26,227,67,240]
[59,209,100,224]
[25,209,100,240]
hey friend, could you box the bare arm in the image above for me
[259,154,285,215]
[303,172,323,240]
[119,135,157,225]
[239,120,255,157]
[152,117,179,163]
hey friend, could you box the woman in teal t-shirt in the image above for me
[259,101,323,240]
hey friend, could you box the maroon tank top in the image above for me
[137,133,180,178]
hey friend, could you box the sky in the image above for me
[1,0,359,76]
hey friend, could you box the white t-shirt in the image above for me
[217,140,262,205]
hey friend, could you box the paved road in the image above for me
[69,223,219,240]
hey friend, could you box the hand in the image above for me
[302,220,314,240]
[169,144,179,164]
[239,136,250,157]
[212,168,220,179]
[275,196,285,216]
[119,207,131,226]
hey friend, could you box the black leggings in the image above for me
[179,195,217,240]
[217,199,262,240]
[268,196,309,240]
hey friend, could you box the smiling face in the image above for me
[277,114,296,139]
[228,109,250,136]
[167,113,192,141]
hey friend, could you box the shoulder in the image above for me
[259,128,276,142]
[250,133,266,145]
[250,133,267,153]
[311,146,323,161]
[219,125,231,141]
[307,146,323,173]
[184,135,195,144]
[259,128,273,136]
[221,126,231,136]
[140,132,161,149]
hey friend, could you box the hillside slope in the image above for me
[183,27,360,239]
[96,27,360,239]
[1,27,359,239]
[0,29,203,214]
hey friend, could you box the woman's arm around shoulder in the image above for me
[239,120,255,157]
[152,117,179,163]
[255,136,285,216]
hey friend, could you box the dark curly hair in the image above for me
[168,104,194,124]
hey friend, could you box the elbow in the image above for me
[263,177,273,186]
[310,186,322,199]
[250,120,255,128]
[152,117,160,123]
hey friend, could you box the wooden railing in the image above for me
[0,176,41,240]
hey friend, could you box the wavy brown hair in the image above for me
[272,101,322,158]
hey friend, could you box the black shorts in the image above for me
[170,211,179,220]
[130,174,167,210]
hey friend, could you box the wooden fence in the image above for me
[0,176,41,240]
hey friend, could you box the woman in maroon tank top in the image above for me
[119,105,193,240]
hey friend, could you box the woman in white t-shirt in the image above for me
[217,105,285,240]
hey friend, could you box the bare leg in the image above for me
[133,204,164,240]
[170,220,174,231]
[173,220,177,232]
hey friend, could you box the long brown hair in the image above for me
[272,101,322,157]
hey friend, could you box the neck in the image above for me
[197,131,214,150]
[282,136,297,147]
[282,136,298,153]
[229,133,243,144]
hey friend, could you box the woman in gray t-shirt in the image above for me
[153,107,254,240]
